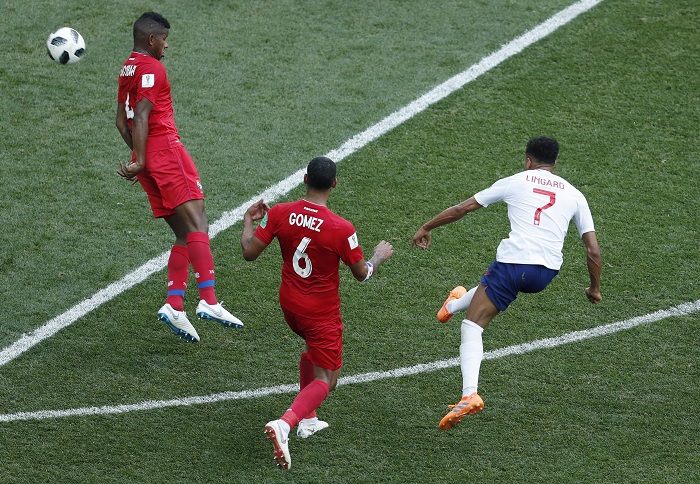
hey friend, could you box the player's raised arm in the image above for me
[241,199,270,261]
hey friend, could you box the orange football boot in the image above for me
[436,286,467,323]
[439,392,484,430]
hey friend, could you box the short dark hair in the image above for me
[134,12,170,42]
[526,137,559,165]
[306,157,336,190]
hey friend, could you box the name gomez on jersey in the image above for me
[288,211,324,232]
[254,200,364,317]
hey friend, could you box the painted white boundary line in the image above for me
[0,0,604,368]
[1,298,697,423]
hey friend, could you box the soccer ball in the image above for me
[47,27,86,65]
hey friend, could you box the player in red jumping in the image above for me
[241,157,394,470]
[115,12,243,342]
[412,137,602,430]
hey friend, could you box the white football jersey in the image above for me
[474,169,595,270]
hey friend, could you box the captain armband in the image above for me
[363,261,374,282]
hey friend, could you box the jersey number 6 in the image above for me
[293,237,313,278]
[533,188,556,226]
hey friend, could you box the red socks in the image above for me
[186,231,217,305]
[281,380,330,429]
[166,245,190,311]
[299,352,317,419]
[166,232,219,309]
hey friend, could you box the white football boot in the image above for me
[157,304,200,342]
[196,300,244,328]
[264,420,291,470]
[296,418,329,439]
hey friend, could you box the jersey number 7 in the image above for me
[532,188,556,226]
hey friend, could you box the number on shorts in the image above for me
[532,188,556,226]
[293,237,313,278]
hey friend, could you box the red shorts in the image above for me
[282,307,343,371]
[135,142,204,218]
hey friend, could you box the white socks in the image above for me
[460,319,484,397]
[447,286,477,315]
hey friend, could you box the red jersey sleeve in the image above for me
[336,224,364,267]
[253,207,277,245]
[133,59,167,106]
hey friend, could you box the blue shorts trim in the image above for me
[481,261,558,311]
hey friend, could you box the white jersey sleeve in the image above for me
[473,170,595,270]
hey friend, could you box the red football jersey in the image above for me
[254,199,364,318]
[117,52,179,151]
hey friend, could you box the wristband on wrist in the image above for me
[363,261,374,281]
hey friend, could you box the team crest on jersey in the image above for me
[347,232,359,250]
[142,73,155,88]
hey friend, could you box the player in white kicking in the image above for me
[412,137,602,430]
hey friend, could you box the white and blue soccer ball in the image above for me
[47,27,86,65]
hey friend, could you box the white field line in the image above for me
[0,0,604,369]
[1,298,697,423]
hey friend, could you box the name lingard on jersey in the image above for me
[526,174,565,189]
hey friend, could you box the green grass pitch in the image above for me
[0,0,698,482]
